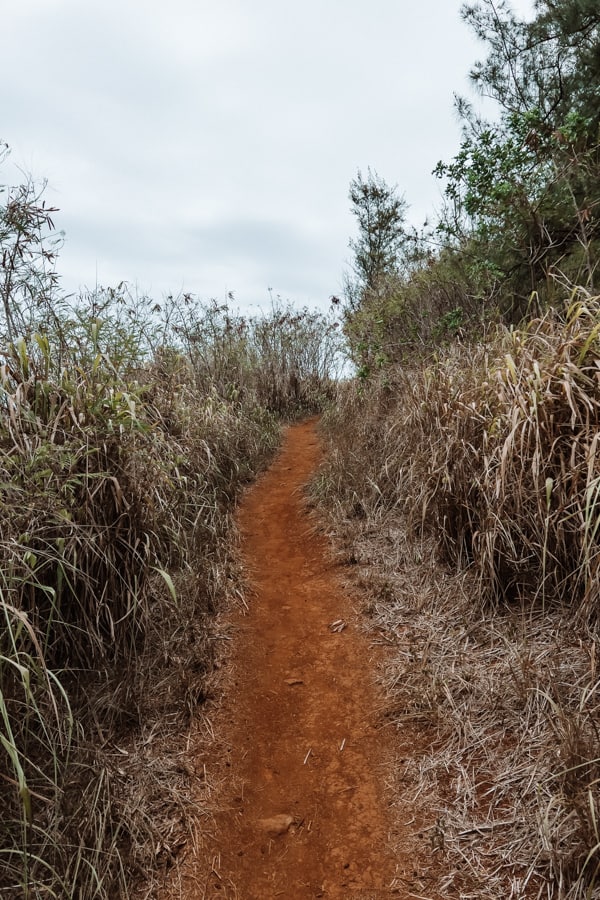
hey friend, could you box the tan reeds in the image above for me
[0,159,342,896]
[0,335,279,896]
[0,290,340,896]
[315,291,600,898]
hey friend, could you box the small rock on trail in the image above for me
[257,814,295,836]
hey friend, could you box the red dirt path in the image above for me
[172,419,426,899]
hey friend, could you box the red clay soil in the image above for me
[170,419,431,899]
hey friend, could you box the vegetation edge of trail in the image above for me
[0,173,342,900]
[314,294,600,898]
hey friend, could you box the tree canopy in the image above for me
[343,0,600,365]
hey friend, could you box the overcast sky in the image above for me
[3,0,533,312]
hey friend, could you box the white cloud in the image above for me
[2,0,535,310]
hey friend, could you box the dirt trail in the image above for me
[175,419,417,899]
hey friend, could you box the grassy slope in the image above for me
[314,293,600,899]
[0,298,340,898]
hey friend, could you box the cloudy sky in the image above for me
[3,0,533,312]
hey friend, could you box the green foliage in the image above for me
[346,1,600,370]
[450,1,600,297]
[342,244,487,371]
[464,0,600,137]
[435,101,600,308]
[343,170,451,372]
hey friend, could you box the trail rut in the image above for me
[171,419,423,898]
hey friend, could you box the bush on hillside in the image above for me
[324,290,600,614]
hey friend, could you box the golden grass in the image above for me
[0,293,341,897]
[314,290,600,898]
[0,350,279,897]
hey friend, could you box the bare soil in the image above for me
[167,419,435,899]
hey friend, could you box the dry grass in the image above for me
[0,292,337,900]
[0,159,343,897]
[0,291,342,897]
[314,291,600,898]
[0,337,280,897]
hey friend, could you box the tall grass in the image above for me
[165,294,341,413]
[0,162,342,896]
[0,316,283,897]
[315,290,600,898]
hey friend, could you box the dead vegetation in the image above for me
[314,290,600,899]
[0,161,342,898]
[0,335,280,898]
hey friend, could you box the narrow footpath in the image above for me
[174,419,420,899]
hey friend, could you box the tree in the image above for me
[463,0,600,135]
[345,169,407,309]
[343,170,421,374]
[0,145,62,344]
[434,1,600,310]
